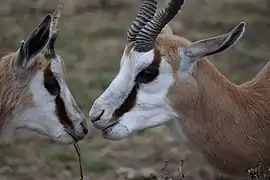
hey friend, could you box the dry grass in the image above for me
[0,0,269,179]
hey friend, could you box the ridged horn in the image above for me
[50,5,62,35]
[126,0,157,42]
[45,5,62,58]
[134,0,185,52]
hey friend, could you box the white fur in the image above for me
[89,49,178,140]
[2,56,87,144]
[51,56,84,130]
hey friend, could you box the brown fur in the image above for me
[0,52,50,134]
[155,27,270,176]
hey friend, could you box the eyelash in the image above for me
[44,76,60,96]
[135,65,159,84]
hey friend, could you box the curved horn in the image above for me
[45,30,59,58]
[126,0,157,42]
[134,0,185,52]
[45,5,62,58]
[50,5,62,35]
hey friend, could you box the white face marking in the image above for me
[89,47,178,140]
[5,56,88,144]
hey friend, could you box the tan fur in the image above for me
[0,52,51,134]
[155,31,270,176]
[156,33,191,71]
[124,41,135,57]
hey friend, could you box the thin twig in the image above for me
[74,143,84,180]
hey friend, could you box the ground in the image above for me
[0,0,269,179]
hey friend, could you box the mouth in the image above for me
[102,121,119,132]
[91,110,105,123]
[100,120,129,141]
[65,128,81,143]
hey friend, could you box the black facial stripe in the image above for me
[135,48,161,84]
[112,48,161,120]
[113,83,139,119]
[44,62,60,95]
[135,60,160,84]
[43,63,74,129]
[44,76,60,95]
[55,95,74,129]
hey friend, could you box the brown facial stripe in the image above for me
[136,47,161,83]
[43,62,73,129]
[112,48,161,120]
[55,95,73,128]
[113,83,139,120]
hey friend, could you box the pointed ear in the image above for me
[13,15,52,72]
[179,22,245,71]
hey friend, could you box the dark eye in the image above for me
[44,77,60,95]
[136,65,159,84]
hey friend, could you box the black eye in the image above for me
[136,65,159,84]
[44,76,60,95]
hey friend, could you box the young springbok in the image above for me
[89,0,270,179]
[0,6,88,144]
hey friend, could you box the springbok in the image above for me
[0,6,88,144]
[89,0,270,179]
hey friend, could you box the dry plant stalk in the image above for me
[157,160,185,180]
[248,164,270,180]
[74,143,84,180]
[158,160,172,180]
[178,160,185,180]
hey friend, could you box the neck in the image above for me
[168,58,270,175]
[192,59,270,124]
[0,53,31,135]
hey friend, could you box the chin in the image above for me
[50,131,78,145]
[101,122,130,141]
[102,131,126,141]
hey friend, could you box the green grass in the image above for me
[82,156,112,172]
[48,152,77,162]
[89,74,113,89]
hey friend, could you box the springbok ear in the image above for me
[13,15,52,72]
[180,22,245,71]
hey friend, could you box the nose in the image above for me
[90,110,105,123]
[72,122,88,141]
[80,121,88,135]
[71,118,88,141]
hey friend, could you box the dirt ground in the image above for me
[0,0,269,179]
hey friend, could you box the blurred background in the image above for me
[0,0,269,179]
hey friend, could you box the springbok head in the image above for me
[0,6,88,144]
[88,0,245,140]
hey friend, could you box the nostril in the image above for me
[80,122,88,135]
[91,110,105,123]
